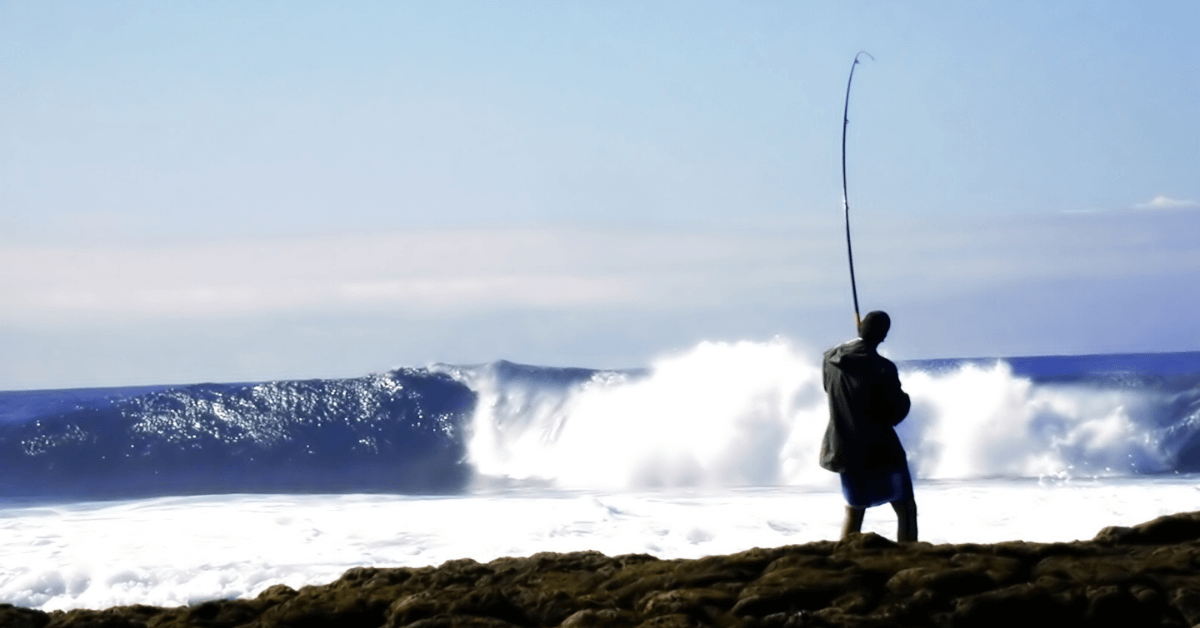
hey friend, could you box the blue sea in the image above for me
[2,340,1199,610]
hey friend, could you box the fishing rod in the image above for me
[841,51,873,330]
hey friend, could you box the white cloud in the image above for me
[0,226,834,323]
[1133,195,1199,210]
[8,210,1200,328]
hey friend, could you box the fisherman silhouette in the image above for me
[819,310,917,542]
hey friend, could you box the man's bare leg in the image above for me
[841,506,865,540]
[891,496,918,542]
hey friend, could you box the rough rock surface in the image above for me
[9,511,1200,627]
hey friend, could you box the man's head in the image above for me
[858,310,890,346]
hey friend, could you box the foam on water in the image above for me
[2,478,1198,611]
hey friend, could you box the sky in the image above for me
[1,1,1198,390]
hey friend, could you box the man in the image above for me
[819,310,917,542]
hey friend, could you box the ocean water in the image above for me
[1,340,1199,611]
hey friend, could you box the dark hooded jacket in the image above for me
[819,338,911,474]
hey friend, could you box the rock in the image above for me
[559,608,636,627]
[1169,587,1200,626]
[1094,511,1200,545]
[13,511,1200,627]
[0,604,49,628]
[255,585,299,606]
[947,582,1081,628]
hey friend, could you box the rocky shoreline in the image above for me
[5,511,1200,627]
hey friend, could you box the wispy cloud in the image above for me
[1133,195,1199,210]
[0,226,833,323]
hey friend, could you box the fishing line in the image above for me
[841,51,873,330]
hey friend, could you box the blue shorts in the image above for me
[840,464,913,508]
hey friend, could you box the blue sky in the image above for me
[2,1,1198,389]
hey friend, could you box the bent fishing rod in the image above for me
[841,51,873,330]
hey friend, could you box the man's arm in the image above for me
[881,361,911,426]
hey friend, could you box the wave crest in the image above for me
[461,344,1200,490]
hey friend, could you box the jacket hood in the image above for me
[824,338,876,370]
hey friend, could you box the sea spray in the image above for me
[455,343,1200,490]
[900,361,1174,479]
[460,339,829,490]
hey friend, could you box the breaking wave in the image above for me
[2,342,1199,499]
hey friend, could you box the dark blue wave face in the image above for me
[904,351,1200,382]
[0,368,476,501]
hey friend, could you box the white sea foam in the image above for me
[465,340,1173,490]
[900,361,1173,479]
[1,478,1197,611]
[467,339,831,490]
